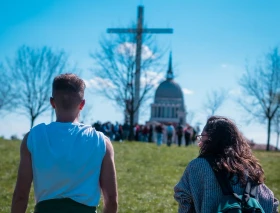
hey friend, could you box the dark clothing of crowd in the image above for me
[92,121,198,146]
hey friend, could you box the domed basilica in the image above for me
[150,53,186,125]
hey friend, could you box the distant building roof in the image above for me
[154,52,184,100]
[155,79,184,100]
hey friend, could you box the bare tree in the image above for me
[239,47,280,151]
[273,110,280,150]
[273,94,280,150]
[0,63,17,114]
[203,88,228,116]
[90,30,165,140]
[7,45,71,128]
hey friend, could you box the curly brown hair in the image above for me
[199,116,265,185]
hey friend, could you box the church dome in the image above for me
[155,79,184,100]
[150,52,187,125]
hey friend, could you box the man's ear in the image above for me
[50,97,55,109]
[79,99,85,110]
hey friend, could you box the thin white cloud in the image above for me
[85,71,163,91]
[141,71,164,88]
[84,77,116,89]
[141,45,155,59]
[117,42,155,60]
[182,88,194,95]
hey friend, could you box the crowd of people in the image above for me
[91,121,199,146]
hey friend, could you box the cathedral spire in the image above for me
[166,52,174,80]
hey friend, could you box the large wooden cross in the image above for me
[107,6,173,124]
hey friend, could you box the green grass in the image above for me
[0,139,279,213]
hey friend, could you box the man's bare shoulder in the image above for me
[21,132,30,153]
[103,136,114,154]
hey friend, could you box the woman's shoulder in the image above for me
[257,184,279,213]
[181,157,217,186]
[188,157,208,166]
[186,157,212,173]
[258,183,277,198]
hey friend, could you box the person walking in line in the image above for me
[166,123,175,147]
[155,124,164,146]
[142,125,149,142]
[184,125,192,146]
[148,124,154,143]
[176,123,184,147]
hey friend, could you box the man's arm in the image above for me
[100,137,118,213]
[11,133,33,213]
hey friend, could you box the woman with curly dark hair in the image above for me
[174,116,279,213]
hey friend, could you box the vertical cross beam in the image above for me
[134,6,144,124]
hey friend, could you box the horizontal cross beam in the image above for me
[107,28,173,34]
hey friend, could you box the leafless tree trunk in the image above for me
[90,30,165,140]
[239,47,280,151]
[0,63,17,114]
[276,132,280,151]
[273,95,280,150]
[275,117,280,150]
[203,88,228,116]
[7,45,70,129]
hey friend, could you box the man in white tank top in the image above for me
[11,73,118,213]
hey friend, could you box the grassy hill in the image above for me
[0,139,279,213]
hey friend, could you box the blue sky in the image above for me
[0,0,280,146]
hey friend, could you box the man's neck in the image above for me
[55,115,79,123]
[56,118,79,123]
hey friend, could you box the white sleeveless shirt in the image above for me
[27,122,106,206]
